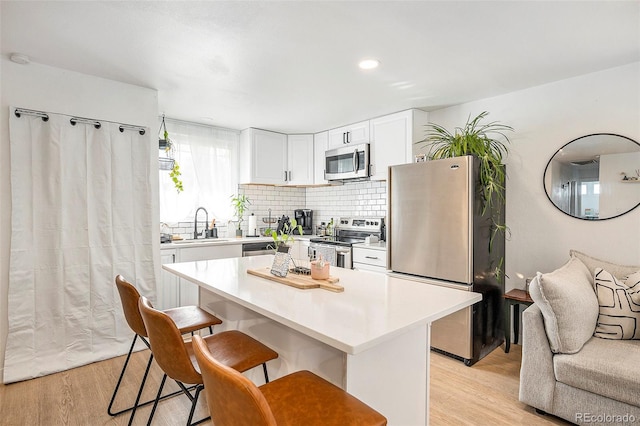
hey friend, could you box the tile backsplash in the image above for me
[306,180,387,228]
[238,181,387,235]
[239,184,306,236]
[162,180,387,239]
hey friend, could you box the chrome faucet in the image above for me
[194,207,208,239]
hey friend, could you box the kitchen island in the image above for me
[163,255,481,425]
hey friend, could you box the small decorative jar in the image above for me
[311,256,330,280]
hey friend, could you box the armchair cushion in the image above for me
[530,257,598,354]
[594,269,640,340]
[553,337,640,407]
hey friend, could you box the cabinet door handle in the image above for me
[172,254,176,263]
[365,256,379,260]
[288,171,292,181]
[343,132,347,144]
[284,170,288,182]
[347,131,351,143]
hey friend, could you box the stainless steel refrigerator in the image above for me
[388,156,505,366]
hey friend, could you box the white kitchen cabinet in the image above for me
[160,244,243,308]
[327,120,370,149]
[352,244,387,273]
[290,238,311,262]
[287,134,314,185]
[159,249,178,310]
[313,131,328,184]
[240,128,288,185]
[240,128,315,186]
[369,109,429,180]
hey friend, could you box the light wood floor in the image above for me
[0,344,570,425]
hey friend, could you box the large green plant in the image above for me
[418,111,513,279]
[420,111,512,212]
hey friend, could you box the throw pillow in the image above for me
[594,268,640,340]
[529,257,599,354]
[570,250,640,285]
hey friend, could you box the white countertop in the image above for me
[353,241,387,251]
[161,235,314,249]
[163,255,481,354]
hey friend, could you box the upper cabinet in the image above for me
[327,120,370,149]
[313,131,329,184]
[239,110,427,185]
[240,128,314,185]
[369,109,429,180]
[287,134,314,185]
[240,128,288,185]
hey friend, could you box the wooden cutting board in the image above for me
[247,267,344,293]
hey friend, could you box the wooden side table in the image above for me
[503,289,534,353]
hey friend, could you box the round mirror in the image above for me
[543,133,640,220]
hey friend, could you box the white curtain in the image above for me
[159,119,238,223]
[4,108,156,383]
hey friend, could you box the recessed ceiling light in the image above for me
[10,53,30,65]
[358,59,380,70]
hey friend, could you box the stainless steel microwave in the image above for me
[324,143,370,181]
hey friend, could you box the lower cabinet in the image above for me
[159,249,178,310]
[290,239,311,262]
[159,244,243,309]
[352,245,387,273]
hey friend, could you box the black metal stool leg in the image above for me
[262,363,269,383]
[127,352,154,425]
[147,373,167,426]
[186,385,203,426]
[108,334,139,416]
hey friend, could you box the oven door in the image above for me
[324,143,370,181]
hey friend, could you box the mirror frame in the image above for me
[543,133,640,221]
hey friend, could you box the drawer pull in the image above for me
[365,256,379,260]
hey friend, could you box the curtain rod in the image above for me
[14,107,146,135]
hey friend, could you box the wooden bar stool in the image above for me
[138,296,279,426]
[110,275,223,425]
[192,334,387,426]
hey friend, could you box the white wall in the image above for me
[425,62,640,291]
[0,58,159,375]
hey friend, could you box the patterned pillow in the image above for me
[594,268,640,340]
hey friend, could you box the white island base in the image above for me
[164,256,481,425]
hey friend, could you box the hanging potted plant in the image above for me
[417,111,513,279]
[231,194,251,237]
[159,115,183,193]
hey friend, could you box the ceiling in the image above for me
[2,1,639,134]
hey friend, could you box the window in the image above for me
[159,119,239,223]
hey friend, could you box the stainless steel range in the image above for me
[309,217,385,269]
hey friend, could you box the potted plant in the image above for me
[417,111,513,279]
[159,115,183,193]
[231,194,251,237]
[267,218,303,252]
